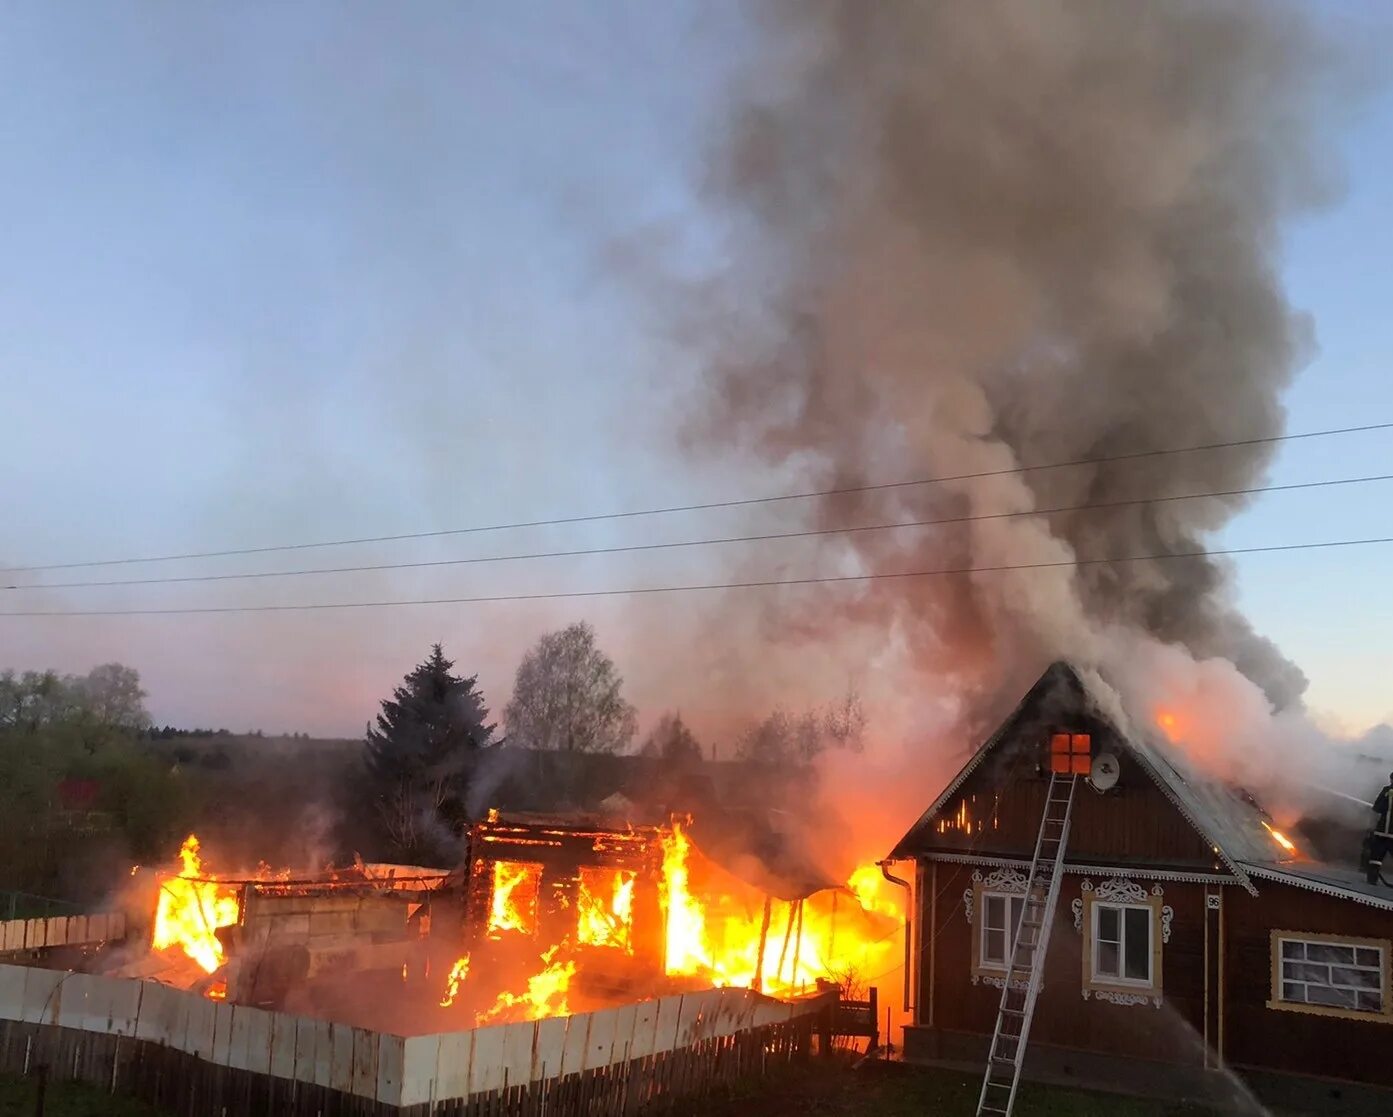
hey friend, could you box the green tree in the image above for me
[504,622,637,755]
[364,644,495,859]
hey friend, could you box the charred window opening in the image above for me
[488,861,542,938]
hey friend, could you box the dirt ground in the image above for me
[672,1059,1222,1117]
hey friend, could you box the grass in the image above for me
[0,1073,169,1117]
[675,1060,1222,1116]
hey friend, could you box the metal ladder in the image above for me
[975,771,1079,1117]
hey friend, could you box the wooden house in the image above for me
[890,662,1393,1103]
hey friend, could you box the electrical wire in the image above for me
[3,534,1390,617]
[7,420,1390,574]
[8,471,1390,591]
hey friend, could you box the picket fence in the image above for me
[0,963,830,1115]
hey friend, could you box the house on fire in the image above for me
[890,662,1393,1104]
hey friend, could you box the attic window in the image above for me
[1049,733,1091,775]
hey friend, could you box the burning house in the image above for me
[890,662,1393,1108]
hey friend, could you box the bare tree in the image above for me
[505,622,637,754]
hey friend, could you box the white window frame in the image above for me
[1090,901,1154,988]
[1268,930,1393,1024]
[1079,886,1164,999]
[978,891,1025,971]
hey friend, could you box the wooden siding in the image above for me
[917,860,1393,1090]
[917,859,1210,1065]
[917,745,1219,871]
[1224,881,1393,1086]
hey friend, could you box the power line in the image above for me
[4,534,1390,617]
[7,471,1391,592]
[7,420,1390,574]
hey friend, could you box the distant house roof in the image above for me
[888,662,1393,909]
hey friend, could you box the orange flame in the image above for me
[488,861,541,938]
[660,819,903,995]
[439,953,471,1007]
[479,947,576,1023]
[576,867,635,953]
[1262,820,1298,856]
[151,834,240,975]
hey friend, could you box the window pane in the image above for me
[1124,908,1151,981]
[1050,755,1070,773]
[1308,944,1355,965]
[1050,733,1070,754]
[1357,990,1384,1012]
[985,928,1005,965]
[1097,941,1120,978]
[1308,985,1357,1009]
[1071,755,1091,774]
[1281,940,1303,960]
[1356,947,1381,968]
[1071,733,1091,754]
[1287,962,1328,983]
[1098,906,1120,942]
[1282,982,1305,1002]
[984,895,1004,932]
[1331,966,1380,990]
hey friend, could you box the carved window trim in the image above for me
[1268,929,1393,1025]
[1078,878,1165,1006]
[968,868,1029,984]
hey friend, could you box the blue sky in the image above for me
[1,2,1390,737]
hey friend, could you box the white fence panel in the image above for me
[328,1022,355,1095]
[19,967,63,1025]
[583,1007,618,1072]
[500,1020,536,1089]
[434,1028,473,1102]
[558,1010,591,1078]
[468,1023,506,1094]
[351,1027,379,1100]
[533,1015,568,1082]
[268,1010,297,1081]
[652,995,684,1057]
[628,997,660,1060]
[185,996,217,1061]
[375,1032,405,1105]
[399,1034,441,1108]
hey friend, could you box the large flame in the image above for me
[576,867,636,953]
[151,834,240,974]
[479,947,576,1023]
[488,861,541,938]
[437,818,905,1022]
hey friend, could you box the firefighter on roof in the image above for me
[1368,772,1393,885]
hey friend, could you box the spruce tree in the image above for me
[364,644,495,859]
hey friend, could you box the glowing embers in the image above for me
[1049,732,1092,775]
[488,860,542,938]
[576,867,636,953]
[439,953,471,1007]
[1262,820,1299,858]
[936,793,998,836]
[151,834,240,975]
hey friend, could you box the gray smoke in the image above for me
[679,0,1352,729]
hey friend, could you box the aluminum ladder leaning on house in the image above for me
[974,771,1080,1117]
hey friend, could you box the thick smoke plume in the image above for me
[670,1,1364,824]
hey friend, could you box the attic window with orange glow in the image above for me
[1049,732,1092,775]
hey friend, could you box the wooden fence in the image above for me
[0,963,831,1115]
[0,911,125,958]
